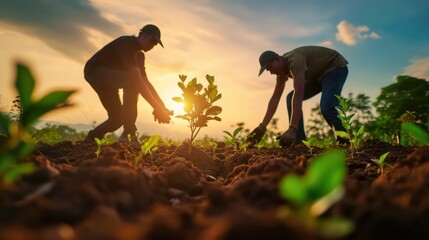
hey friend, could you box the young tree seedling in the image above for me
[278,150,353,238]
[0,63,75,184]
[370,152,390,175]
[335,95,365,158]
[173,74,222,153]
[94,137,109,158]
[223,127,243,150]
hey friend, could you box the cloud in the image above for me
[0,0,123,62]
[403,57,429,80]
[335,20,381,46]
[319,41,333,47]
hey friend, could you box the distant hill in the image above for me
[35,120,93,132]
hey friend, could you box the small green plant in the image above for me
[223,127,243,149]
[278,150,353,238]
[134,135,161,165]
[173,74,222,153]
[335,95,365,158]
[0,63,75,184]
[370,152,390,175]
[94,137,109,157]
[141,135,160,155]
[302,140,315,156]
[400,123,429,146]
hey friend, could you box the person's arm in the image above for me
[261,75,286,128]
[289,72,305,128]
[128,67,164,110]
[139,70,167,109]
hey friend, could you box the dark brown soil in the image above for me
[1,140,428,239]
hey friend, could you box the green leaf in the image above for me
[306,150,346,201]
[172,97,184,103]
[233,127,243,137]
[206,74,215,84]
[335,131,350,139]
[223,131,233,138]
[21,90,75,127]
[279,174,309,205]
[4,162,35,184]
[179,74,187,82]
[206,106,222,116]
[0,112,11,136]
[401,123,429,145]
[15,63,35,110]
[356,125,365,136]
[378,152,390,165]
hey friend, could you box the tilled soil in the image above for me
[1,140,428,240]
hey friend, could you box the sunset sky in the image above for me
[1,0,428,140]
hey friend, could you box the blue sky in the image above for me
[0,0,428,139]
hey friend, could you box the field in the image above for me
[1,139,429,240]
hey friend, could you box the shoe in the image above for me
[118,134,141,147]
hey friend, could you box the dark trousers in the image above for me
[286,66,348,142]
[85,68,139,138]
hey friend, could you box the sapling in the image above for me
[94,137,109,157]
[278,150,353,238]
[173,74,222,153]
[0,63,75,184]
[335,95,365,158]
[371,152,390,175]
[223,127,243,149]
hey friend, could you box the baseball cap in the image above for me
[258,51,279,76]
[140,24,164,48]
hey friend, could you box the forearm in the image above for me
[140,72,166,109]
[261,78,285,127]
[129,67,164,110]
[262,98,280,127]
[290,91,303,128]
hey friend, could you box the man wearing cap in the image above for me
[83,24,172,145]
[248,46,349,147]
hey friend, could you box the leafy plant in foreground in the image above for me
[400,123,429,146]
[278,150,353,238]
[0,63,75,184]
[335,95,365,158]
[173,74,222,153]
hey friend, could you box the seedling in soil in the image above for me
[370,152,390,175]
[94,137,109,157]
[278,150,353,238]
[134,135,160,165]
[335,95,365,158]
[400,123,429,146]
[223,127,243,150]
[0,63,75,184]
[140,135,160,155]
[302,139,315,156]
[173,74,222,153]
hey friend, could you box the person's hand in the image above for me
[153,108,173,124]
[277,126,298,147]
[247,124,266,144]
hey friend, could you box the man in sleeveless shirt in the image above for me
[248,46,349,147]
[83,24,172,145]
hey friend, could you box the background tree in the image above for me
[367,75,429,143]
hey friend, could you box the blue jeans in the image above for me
[85,68,139,138]
[286,66,348,142]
